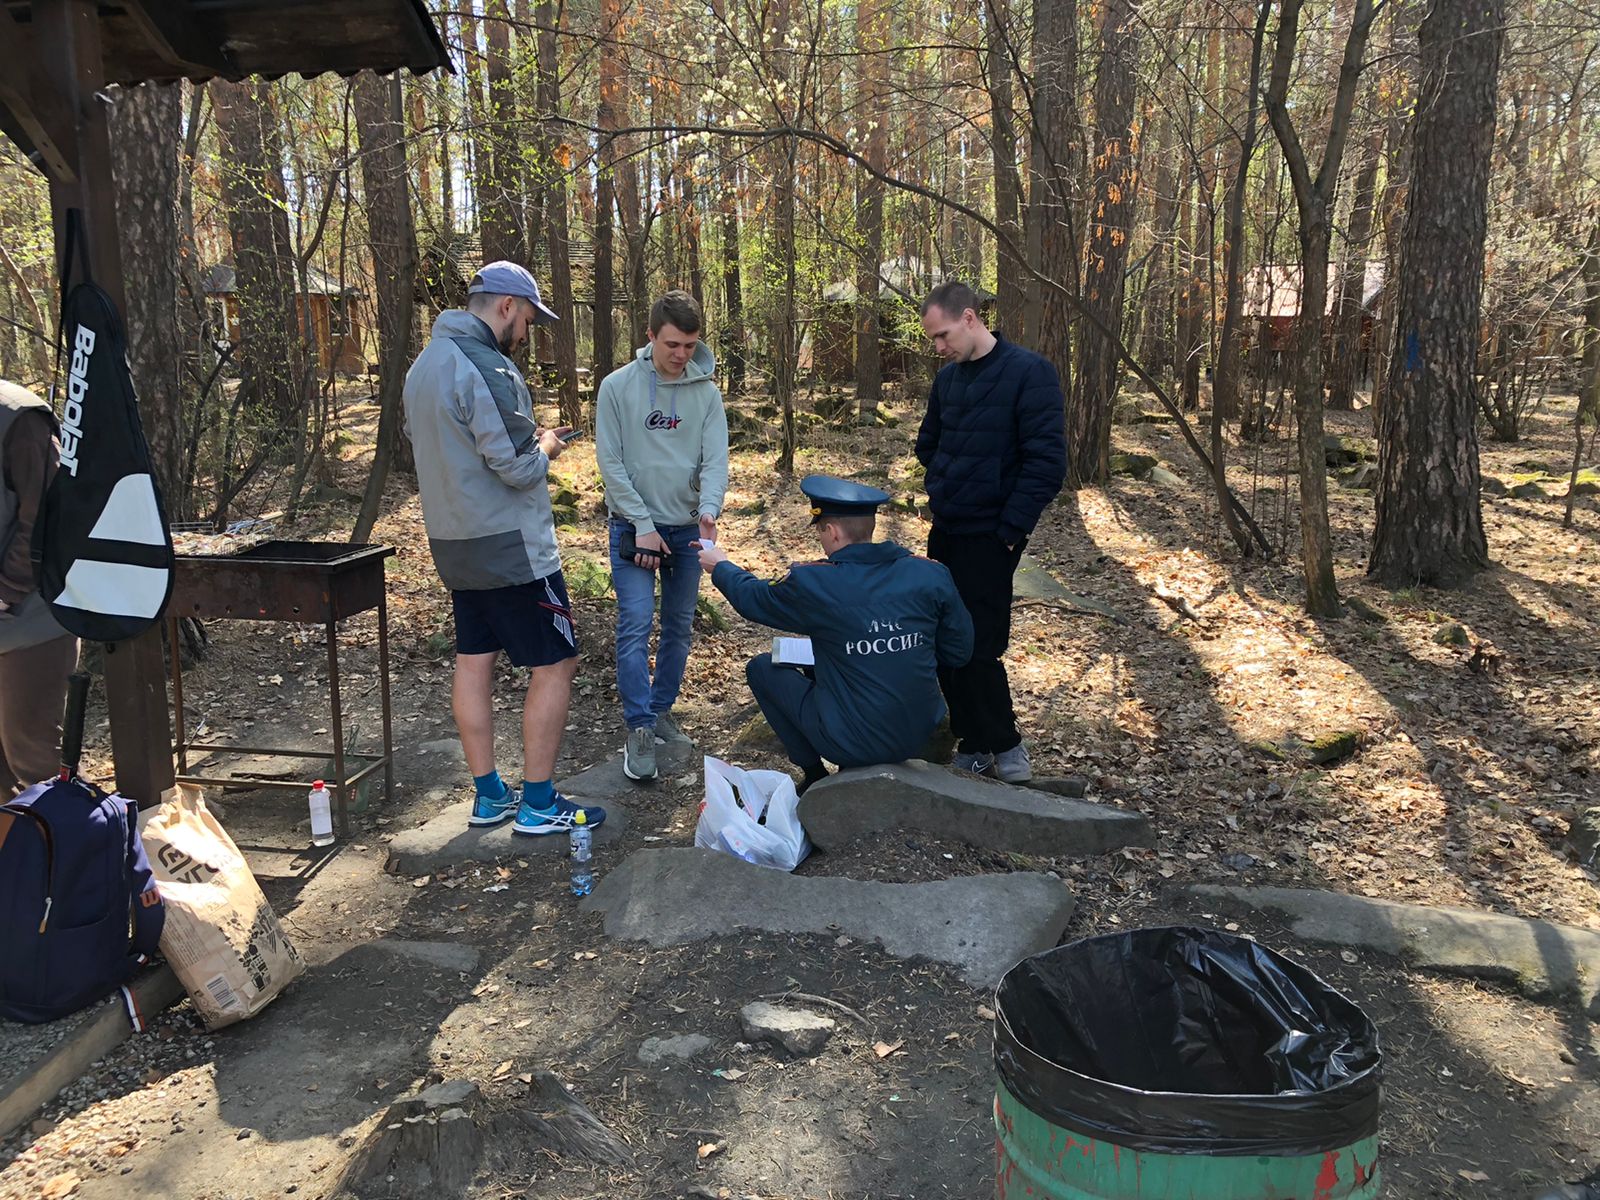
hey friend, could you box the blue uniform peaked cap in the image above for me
[801,474,890,524]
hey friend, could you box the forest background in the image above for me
[0,0,1595,610]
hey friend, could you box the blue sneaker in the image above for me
[512,793,607,837]
[468,785,521,828]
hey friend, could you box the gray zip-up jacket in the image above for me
[596,340,728,534]
[402,310,560,590]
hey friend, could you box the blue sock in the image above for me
[473,770,507,800]
[521,779,554,811]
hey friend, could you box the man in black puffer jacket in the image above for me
[916,282,1067,782]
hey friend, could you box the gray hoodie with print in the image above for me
[402,309,560,590]
[595,340,729,535]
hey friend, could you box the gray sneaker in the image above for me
[653,711,692,745]
[994,743,1032,783]
[951,751,995,776]
[623,726,657,781]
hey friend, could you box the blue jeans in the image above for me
[609,520,703,730]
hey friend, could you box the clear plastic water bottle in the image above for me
[308,779,335,847]
[569,809,594,896]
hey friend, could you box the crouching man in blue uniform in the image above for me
[697,475,974,793]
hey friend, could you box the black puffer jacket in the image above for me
[914,335,1068,544]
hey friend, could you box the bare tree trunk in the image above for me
[1139,112,1178,376]
[211,79,308,429]
[1264,0,1376,615]
[1027,0,1080,387]
[1566,220,1599,529]
[1210,0,1271,557]
[0,238,51,387]
[351,72,418,544]
[109,83,185,516]
[1068,0,1138,487]
[1327,124,1383,409]
[987,0,1026,340]
[776,136,799,473]
[478,0,522,264]
[593,0,623,386]
[710,0,745,397]
[854,0,888,419]
[1370,0,1503,586]
[720,179,746,397]
[536,0,581,427]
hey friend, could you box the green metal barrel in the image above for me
[995,1079,1382,1200]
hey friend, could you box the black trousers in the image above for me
[746,653,837,770]
[927,527,1025,755]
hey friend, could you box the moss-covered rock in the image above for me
[1480,475,1509,497]
[1109,453,1158,480]
[1433,623,1469,646]
[1306,730,1361,765]
[1509,480,1549,500]
[1565,468,1600,498]
[731,713,784,753]
[1323,434,1374,468]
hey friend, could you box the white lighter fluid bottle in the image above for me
[308,779,335,847]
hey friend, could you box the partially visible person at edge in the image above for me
[401,261,604,836]
[916,281,1067,783]
[697,475,973,795]
[0,379,78,794]
[596,289,729,783]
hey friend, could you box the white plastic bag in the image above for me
[694,756,811,871]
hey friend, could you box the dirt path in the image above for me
[2,387,1596,1199]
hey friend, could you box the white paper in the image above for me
[772,636,814,666]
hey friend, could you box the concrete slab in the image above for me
[799,760,1151,858]
[1191,885,1600,1018]
[0,965,184,1140]
[582,847,1076,988]
[554,743,699,802]
[1013,554,1122,621]
[385,802,629,875]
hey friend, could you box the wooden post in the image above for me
[31,0,176,804]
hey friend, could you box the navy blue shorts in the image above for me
[452,573,579,667]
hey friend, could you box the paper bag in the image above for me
[139,785,303,1029]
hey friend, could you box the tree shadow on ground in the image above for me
[1026,492,1598,1194]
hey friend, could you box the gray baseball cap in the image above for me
[468,260,560,323]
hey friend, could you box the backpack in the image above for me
[0,675,166,1026]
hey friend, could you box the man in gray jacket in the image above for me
[402,262,604,836]
[596,290,729,782]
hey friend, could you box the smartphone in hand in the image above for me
[558,428,584,443]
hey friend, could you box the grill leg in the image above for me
[326,617,349,836]
[378,593,394,803]
[169,615,188,775]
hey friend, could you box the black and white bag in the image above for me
[35,217,174,642]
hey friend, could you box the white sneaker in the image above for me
[994,744,1032,783]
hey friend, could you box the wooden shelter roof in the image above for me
[0,1,447,88]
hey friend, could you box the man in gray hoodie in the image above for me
[402,261,604,836]
[596,290,729,781]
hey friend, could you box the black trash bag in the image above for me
[995,926,1382,1157]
